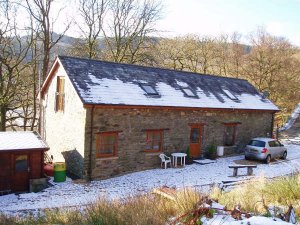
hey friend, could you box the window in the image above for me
[223,123,238,146]
[96,132,118,158]
[268,141,276,147]
[145,130,163,152]
[223,89,238,100]
[15,155,28,172]
[190,128,200,143]
[55,76,65,111]
[182,88,198,98]
[140,84,159,95]
[248,140,265,147]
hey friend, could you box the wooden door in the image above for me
[13,154,30,192]
[189,126,203,158]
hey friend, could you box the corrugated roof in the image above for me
[57,56,279,111]
[0,132,49,151]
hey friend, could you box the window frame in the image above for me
[145,130,163,152]
[223,89,238,100]
[139,84,159,96]
[223,123,239,146]
[181,87,198,98]
[95,132,119,158]
[55,76,65,112]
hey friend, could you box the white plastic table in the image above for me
[171,153,187,167]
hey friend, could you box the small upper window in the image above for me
[140,84,158,95]
[223,89,238,100]
[182,88,197,97]
[55,76,65,112]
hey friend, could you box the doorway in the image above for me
[189,125,204,158]
[13,154,30,192]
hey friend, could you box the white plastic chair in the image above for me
[159,153,172,169]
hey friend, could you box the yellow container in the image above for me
[54,162,66,182]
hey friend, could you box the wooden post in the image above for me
[247,167,253,175]
[233,168,238,176]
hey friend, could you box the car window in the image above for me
[274,141,282,147]
[268,141,275,147]
[248,140,265,147]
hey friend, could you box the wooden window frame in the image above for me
[96,132,118,158]
[223,123,239,146]
[55,76,65,112]
[145,130,163,152]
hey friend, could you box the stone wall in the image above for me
[84,107,273,179]
[43,64,87,178]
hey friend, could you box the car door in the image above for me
[268,141,276,158]
[275,140,284,157]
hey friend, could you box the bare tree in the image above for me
[75,0,107,59]
[0,0,33,131]
[102,0,162,64]
[25,0,70,81]
[228,32,245,78]
[244,28,300,115]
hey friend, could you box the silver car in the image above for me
[244,138,287,164]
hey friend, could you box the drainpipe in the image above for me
[88,105,95,181]
[271,112,275,138]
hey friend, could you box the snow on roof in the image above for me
[0,131,49,151]
[57,56,279,111]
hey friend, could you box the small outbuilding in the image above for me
[0,131,49,193]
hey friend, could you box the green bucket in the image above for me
[54,162,66,182]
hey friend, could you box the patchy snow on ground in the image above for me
[202,215,293,225]
[1,142,300,221]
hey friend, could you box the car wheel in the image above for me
[245,155,249,160]
[281,151,287,160]
[265,155,271,164]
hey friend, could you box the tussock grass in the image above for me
[0,190,204,225]
[211,174,300,215]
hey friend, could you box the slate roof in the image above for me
[56,56,278,111]
[0,132,49,151]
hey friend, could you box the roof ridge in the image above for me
[58,55,248,82]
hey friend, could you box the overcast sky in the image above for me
[154,0,300,45]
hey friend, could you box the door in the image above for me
[189,126,203,158]
[13,154,30,192]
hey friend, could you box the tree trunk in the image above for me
[0,106,6,131]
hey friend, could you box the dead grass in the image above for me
[0,189,204,225]
[211,173,300,215]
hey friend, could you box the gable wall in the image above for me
[43,64,87,178]
[84,107,273,180]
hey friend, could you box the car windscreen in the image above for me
[248,140,265,147]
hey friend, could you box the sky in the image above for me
[11,0,300,46]
[154,0,300,46]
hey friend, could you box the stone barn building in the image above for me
[40,56,279,180]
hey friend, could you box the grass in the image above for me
[0,189,203,225]
[210,173,300,216]
[2,175,300,224]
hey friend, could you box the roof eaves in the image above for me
[83,103,280,112]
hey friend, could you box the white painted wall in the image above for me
[43,61,86,164]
